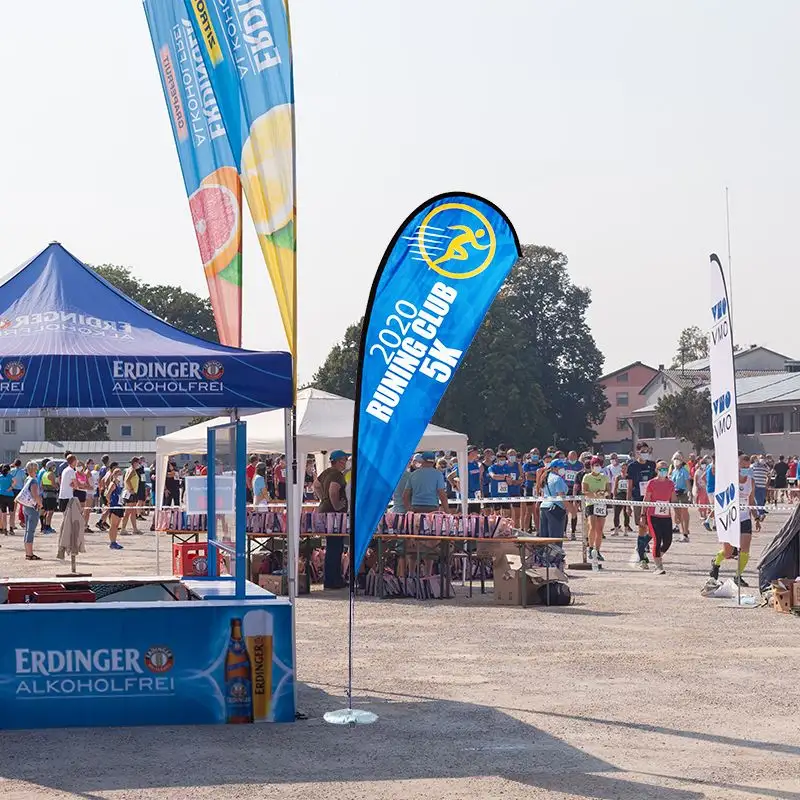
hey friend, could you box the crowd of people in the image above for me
[424,442,799,580]
[6,452,159,560]
[7,441,798,584]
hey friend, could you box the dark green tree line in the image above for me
[311,244,608,448]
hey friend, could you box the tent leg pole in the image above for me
[284,407,299,717]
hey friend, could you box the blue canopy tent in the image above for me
[0,242,292,416]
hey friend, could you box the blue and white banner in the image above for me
[351,193,520,572]
[0,600,294,729]
[709,253,740,547]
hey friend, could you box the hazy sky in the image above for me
[2,0,798,382]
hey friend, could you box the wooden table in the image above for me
[372,534,564,606]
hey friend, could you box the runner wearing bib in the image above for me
[521,451,540,533]
[709,453,756,586]
[582,457,610,561]
[627,443,657,562]
[487,453,512,518]
[643,461,677,575]
[505,450,524,528]
[669,455,691,542]
[612,463,632,534]
[562,451,582,540]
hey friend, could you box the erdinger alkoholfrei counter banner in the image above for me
[184,0,296,358]
[0,601,294,729]
[709,253,740,547]
[144,0,243,348]
[351,194,521,573]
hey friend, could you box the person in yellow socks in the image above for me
[709,452,755,586]
[582,456,610,563]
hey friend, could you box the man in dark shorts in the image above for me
[773,455,790,504]
[57,454,77,513]
[313,450,350,589]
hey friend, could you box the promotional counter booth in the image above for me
[0,243,297,728]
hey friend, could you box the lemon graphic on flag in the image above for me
[241,103,295,352]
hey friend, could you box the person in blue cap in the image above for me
[314,449,350,589]
[403,451,448,513]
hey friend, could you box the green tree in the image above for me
[311,320,362,399]
[654,387,712,451]
[44,417,109,442]
[43,265,218,443]
[312,244,608,447]
[92,264,219,343]
[671,325,708,368]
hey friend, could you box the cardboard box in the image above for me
[257,573,310,596]
[772,579,795,613]
[792,580,800,608]
[493,554,539,606]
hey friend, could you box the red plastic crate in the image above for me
[31,590,96,603]
[172,542,223,577]
[7,584,66,604]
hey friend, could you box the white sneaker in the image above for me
[655,568,667,575]
[639,559,649,570]
[681,534,690,543]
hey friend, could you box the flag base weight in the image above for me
[324,708,378,726]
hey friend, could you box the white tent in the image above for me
[154,387,470,577]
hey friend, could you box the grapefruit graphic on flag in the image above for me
[241,103,295,354]
[188,165,242,346]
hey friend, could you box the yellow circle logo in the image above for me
[416,202,496,280]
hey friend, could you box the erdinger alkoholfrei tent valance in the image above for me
[0,243,292,417]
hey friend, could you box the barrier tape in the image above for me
[441,496,798,513]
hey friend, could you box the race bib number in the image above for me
[565,470,577,483]
[497,481,508,494]
[639,481,649,497]
[593,502,607,517]
[618,479,629,491]
[654,502,670,517]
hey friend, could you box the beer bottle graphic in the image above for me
[225,618,253,723]
[244,609,273,722]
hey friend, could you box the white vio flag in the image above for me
[709,254,740,547]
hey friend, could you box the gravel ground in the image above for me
[0,512,799,799]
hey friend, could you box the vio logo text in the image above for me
[715,483,738,531]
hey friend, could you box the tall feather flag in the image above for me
[144,0,243,346]
[351,193,521,575]
[183,0,296,359]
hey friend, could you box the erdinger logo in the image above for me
[144,646,174,674]
[202,360,224,381]
[3,361,25,381]
[111,360,224,395]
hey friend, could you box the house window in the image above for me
[660,424,675,439]
[155,425,166,437]
[3,420,16,435]
[616,372,629,384]
[616,392,629,407]
[616,418,629,432]
[761,413,784,434]
[121,425,132,438]
[739,414,756,435]
[791,412,800,433]
[4,450,15,462]
[639,421,656,439]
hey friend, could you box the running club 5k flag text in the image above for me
[184,0,296,357]
[351,194,521,573]
[144,0,243,347]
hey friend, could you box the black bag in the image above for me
[537,581,571,606]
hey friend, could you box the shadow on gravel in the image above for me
[0,685,702,800]
[529,709,800,757]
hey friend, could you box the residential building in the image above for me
[7,414,198,464]
[593,361,658,452]
[632,369,800,460]
[0,417,45,463]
